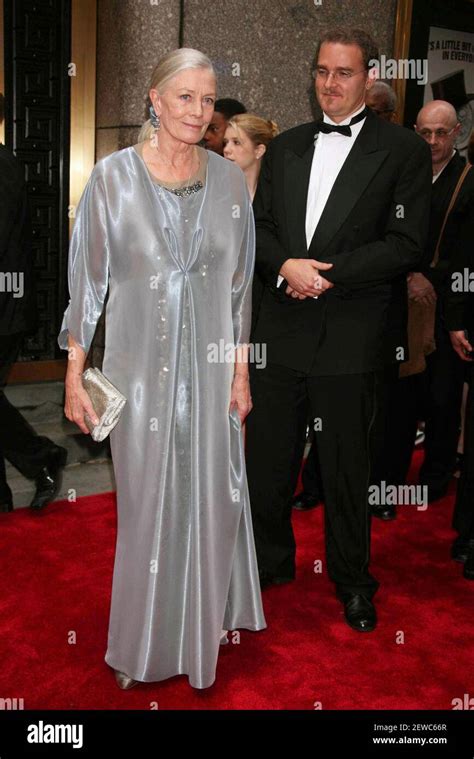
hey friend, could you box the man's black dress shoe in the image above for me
[0,500,13,513]
[30,446,68,511]
[371,503,396,521]
[292,491,321,511]
[463,544,474,580]
[338,592,377,632]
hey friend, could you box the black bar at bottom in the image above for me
[0,709,473,756]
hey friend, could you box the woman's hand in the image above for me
[65,375,100,434]
[64,334,99,434]
[229,373,253,424]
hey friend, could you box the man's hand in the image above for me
[450,330,473,362]
[407,272,437,305]
[280,258,334,298]
[285,275,334,300]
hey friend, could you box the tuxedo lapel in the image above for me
[307,111,389,259]
[283,139,315,257]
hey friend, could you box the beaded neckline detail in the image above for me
[168,180,204,197]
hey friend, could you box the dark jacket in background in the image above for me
[0,144,37,336]
[419,151,466,294]
[444,164,474,335]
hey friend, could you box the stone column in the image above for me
[96,0,181,159]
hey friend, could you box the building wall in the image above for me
[96,0,397,158]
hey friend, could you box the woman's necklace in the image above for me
[150,143,203,198]
[171,178,203,198]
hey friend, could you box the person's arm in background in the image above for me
[407,229,437,307]
[445,181,474,361]
[0,156,21,257]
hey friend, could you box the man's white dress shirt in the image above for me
[277,103,367,295]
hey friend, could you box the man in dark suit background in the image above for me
[374,101,469,521]
[0,93,67,512]
[412,102,467,501]
[245,29,432,631]
[444,154,474,576]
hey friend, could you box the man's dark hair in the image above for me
[315,28,379,70]
[0,93,4,124]
[214,98,246,119]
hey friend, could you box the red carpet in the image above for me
[1,450,473,710]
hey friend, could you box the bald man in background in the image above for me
[375,100,468,520]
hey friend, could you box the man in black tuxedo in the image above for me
[245,29,432,631]
[0,94,67,512]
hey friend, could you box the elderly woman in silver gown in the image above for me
[58,48,266,690]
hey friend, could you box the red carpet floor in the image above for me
[1,450,473,710]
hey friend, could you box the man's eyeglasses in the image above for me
[312,66,368,82]
[417,127,457,140]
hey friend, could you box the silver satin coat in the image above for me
[58,145,267,689]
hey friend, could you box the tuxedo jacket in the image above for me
[251,108,432,375]
[0,144,37,336]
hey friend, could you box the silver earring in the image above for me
[149,104,160,130]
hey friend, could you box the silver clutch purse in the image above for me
[81,367,127,442]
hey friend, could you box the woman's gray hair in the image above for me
[137,48,216,143]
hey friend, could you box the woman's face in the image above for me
[223,125,265,171]
[150,68,216,145]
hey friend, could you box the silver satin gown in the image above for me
[58,144,267,689]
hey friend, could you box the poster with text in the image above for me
[424,26,474,155]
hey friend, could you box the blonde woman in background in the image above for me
[224,114,278,332]
[223,114,278,200]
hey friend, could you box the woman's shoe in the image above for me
[114,669,139,689]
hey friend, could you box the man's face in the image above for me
[203,111,228,154]
[315,42,372,122]
[415,112,460,168]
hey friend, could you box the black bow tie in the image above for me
[314,106,369,138]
